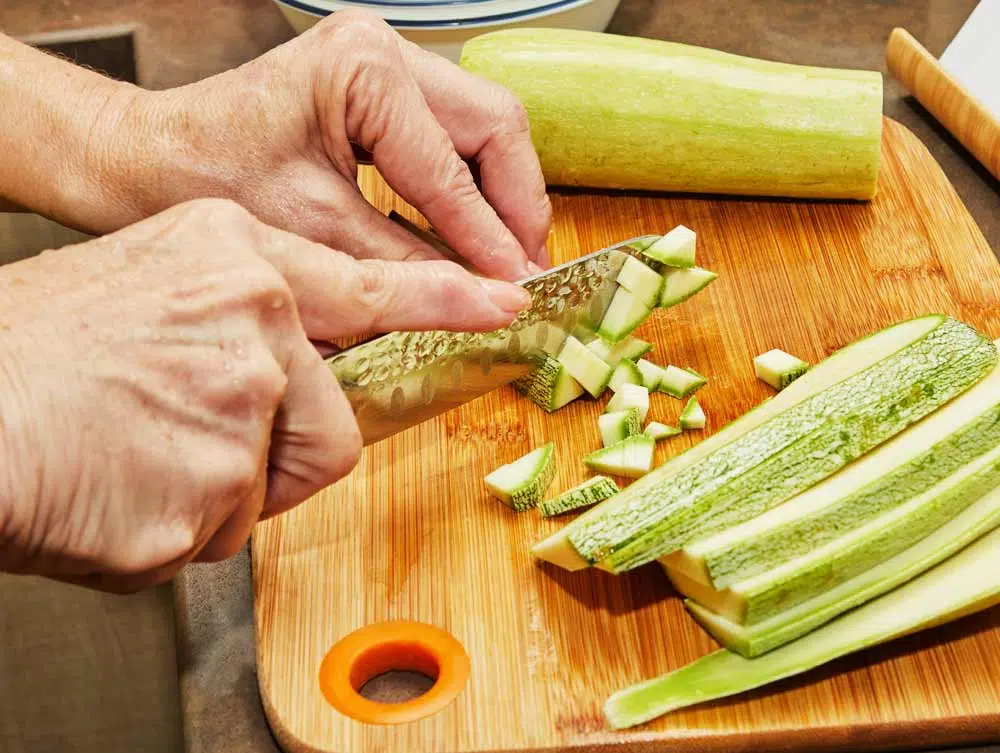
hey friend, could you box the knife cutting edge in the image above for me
[325,232,660,446]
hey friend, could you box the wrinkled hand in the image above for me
[0,199,530,593]
[95,10,552,281]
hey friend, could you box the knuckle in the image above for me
[322,8,396,51]
[495,90,531,134]
[352,261,397,319]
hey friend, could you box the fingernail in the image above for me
[536,245,552,269]
[479,278,533,314]
[526,261,544,276]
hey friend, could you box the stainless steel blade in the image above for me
[325,234,660,445]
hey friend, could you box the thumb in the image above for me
[259,230,533,341]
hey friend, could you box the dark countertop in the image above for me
[4,2,999,752]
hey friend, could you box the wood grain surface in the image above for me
[886,27,1000,182]
[251,117,1000,753]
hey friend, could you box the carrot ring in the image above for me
[318,620,470,725]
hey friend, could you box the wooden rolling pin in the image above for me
[886,27,1000,182]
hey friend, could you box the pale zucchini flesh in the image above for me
[608,359,643,392]
[645,421,682,441]
[635,359,665,390]
[688,479,1000,657]
[529,316,991,573]
[584,435,656,478]
[484,441,556,511]
[755,348,810,390]
[539,476,620,517]
[557,335,613,397]
[587,336,652,367]
[678,397,706,429]
[670,356,1000,589]
[657,365,706,398]
[642,225,696,268]
[660,267,718,307]
[604,383,650,423]
[599,408,642,448]
[616,255,664,308]
[458,28,883,200]
[604,522,1000,730]
[597,287,652,343]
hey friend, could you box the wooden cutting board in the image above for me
[251,117,1000,753]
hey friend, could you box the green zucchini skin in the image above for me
[459,28,883,200]
[568,317,997,572]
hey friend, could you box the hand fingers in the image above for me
[400,40,553,269]
[287,166,455,264]
[257,224,533,342]
[321,12,537,281]
[259,329,361,519]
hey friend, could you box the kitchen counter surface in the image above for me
[2,2,999,753]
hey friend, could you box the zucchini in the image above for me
[642,225,696,268]
[667,440,1000,625]
[584,435,656,478]
[657,365,706,398]
[512,354,585,412]
[678,397,705,430]
[458,28,883,200]
[599,408,643,448]
[604,383,650,423]
[645,422,681,441]
[659,267,718,308]
[635,359,665,391]
[667,355,1000,589]
[689,475,1000,656]
[597,287,652,343]
[530,315,996,573]
[616,255,664,308]
[587,336,652,367]
[484,441,556,511]
[539,476,620,517]
[603,514,1000,729]
[557,335,613,397]
[754,348,809,390]
[608,359,643,392]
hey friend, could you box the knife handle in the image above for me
[886,27,1000,182]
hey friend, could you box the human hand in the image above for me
[0,199,530,593]
[0,12,552,281]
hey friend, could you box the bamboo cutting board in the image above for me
[251,117,1000,753]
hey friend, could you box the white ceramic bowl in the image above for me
[271,0,622,62]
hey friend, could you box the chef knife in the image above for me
[325,233,659,446]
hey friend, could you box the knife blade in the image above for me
[325,234,660,445]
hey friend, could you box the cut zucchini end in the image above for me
[557,335,614,398]
[617,254,665,308]
[584,435,657,478]
[605,382,651,422]
[754,348,810,391]
[597,287,653,343]
[587,335,653,367]
[644,421,682,440]
[659,266,718,308]
[658,365,707,398]
[679,396,706,429]
[642,225,697,268]
[609,359,643,392]
[636,358,666,390]
[599,408,643,447]
[530,529,592,570]
[484,441,556,511]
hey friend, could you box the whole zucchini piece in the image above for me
[459,28,883,200]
